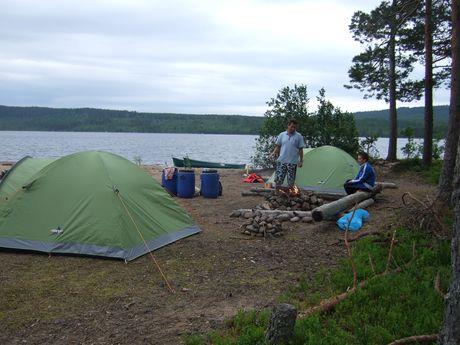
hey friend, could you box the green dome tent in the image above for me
[0,156,56,199]
[0,151,200,261]
[268,146,359,194]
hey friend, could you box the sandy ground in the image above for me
[0,163,436,344]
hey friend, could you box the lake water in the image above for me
[0,131,423,165]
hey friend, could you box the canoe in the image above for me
[172,157,245,169]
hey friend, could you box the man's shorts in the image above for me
[274,162,297,187]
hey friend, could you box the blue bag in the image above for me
[337,209,370,232]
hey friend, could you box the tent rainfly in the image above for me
[0,151,200,261]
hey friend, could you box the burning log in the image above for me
[311,190,377,222]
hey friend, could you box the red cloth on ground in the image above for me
[243,173,265,183]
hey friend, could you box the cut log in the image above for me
[312,191,376,222]
[376,182,397,189]
[347,198,375,212]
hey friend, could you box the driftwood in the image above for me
[387,334,438,345]
[312,191,376,222]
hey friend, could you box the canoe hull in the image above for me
[172,157,245,169]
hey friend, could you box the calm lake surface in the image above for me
[0,131,422,165]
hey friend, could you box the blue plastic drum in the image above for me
[177,170,195,198]
[200,170,220,198]
[161,168,178,195]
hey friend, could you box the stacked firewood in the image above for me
[257,190,324,211]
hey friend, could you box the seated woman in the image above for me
[344,152,376,195]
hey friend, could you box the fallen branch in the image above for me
[434,272,445,298]
[299,268,402,318]
[337,229,386,243]
[387,334,438,345]
[401,192,447,237]
[299,241,415,319]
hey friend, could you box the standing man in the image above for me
[271,119,306,188]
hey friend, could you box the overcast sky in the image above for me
[0,0,450,115]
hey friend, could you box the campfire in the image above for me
[277,185,301,198]
[231,187,323,238]
[260,187,324,212]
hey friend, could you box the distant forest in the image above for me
[0,105,449,137]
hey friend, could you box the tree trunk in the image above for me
[387,0,398,162]
[423,0,434,167]
[439,0,460,203]
[440,1,460,343]
[312,191,375,221]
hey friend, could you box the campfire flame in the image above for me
[277,185,301,198]
[290,185,300,197]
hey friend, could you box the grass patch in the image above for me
[198,228,450,344]
[393,159,442,185]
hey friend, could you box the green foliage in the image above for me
[393,159,443,185]
[430,138,445,160]
[208,229,451,345]
[359,134,380,159]
[0,105,263,135]
[0,104,450,138]
[400,127,445,161]
[354,105,449,137]
[252,84,312,168]
[252,86,359,168]
[401,127,419,159]
[345,1,423,103]
[399,0,452,87]
[306,88,359,155]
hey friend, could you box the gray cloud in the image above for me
[0,0,450,115]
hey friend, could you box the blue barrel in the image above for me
[177,170,195,198]
[162,168,178,195]
[201,170,220,198]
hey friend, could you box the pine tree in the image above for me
[346,0,423,161]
